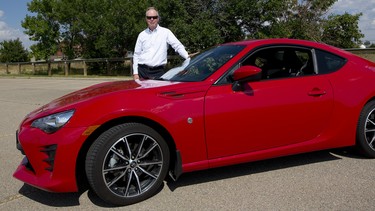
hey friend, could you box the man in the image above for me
[132,7,189,80]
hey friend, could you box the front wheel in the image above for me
[356,101,375,158]
[85,123,170,205]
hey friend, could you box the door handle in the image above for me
[308,88,326,96]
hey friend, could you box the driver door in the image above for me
[204,46,334,159]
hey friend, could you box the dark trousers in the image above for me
[138,64,165,79]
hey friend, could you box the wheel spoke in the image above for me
[369,136,375,147]
[103,165,127,173]
[124,170,133,196]
[107,170,127,188]
[367,119,375,126]
[110,147,127,160]
[138,143,158,159]
[133,171,142,194]
[135,136,146,159]
[123,137,132,159]
[138,166,158,179]
[139,161,163,166]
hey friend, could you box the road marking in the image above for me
[0,194,24,205]
[0,134,14,138]
[0,187,38,205]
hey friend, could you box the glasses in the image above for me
[146,16,158,20]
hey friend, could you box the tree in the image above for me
[74,0,146,58]
[244,0,336,41]
[172,0,225,52]
[0,39,29,63]
[22,0,60,60]
[230,0,290,39]
[236,0,364,48]
[289,0,337,41]
[53,0,84,59]
[22,0,365,60]
[145,0,227,52]
[23,0,147,59]
[322,13,364,48]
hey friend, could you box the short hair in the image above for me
[146,7,159,16]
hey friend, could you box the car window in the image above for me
[315,49,347,74]
[242,47,315,80]
[216,46,316,84]
[217,45,348,85]
[162,45,245,82]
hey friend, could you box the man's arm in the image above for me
[167,30,189,59]
[132,34,142,79]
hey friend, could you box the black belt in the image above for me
[138,64,165,70]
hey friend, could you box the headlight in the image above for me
[31,110,75,133]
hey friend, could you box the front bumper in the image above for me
[13,126,89,193]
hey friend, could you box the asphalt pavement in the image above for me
[1,77,375,210]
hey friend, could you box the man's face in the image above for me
[146,9,159,31]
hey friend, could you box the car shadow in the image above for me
[18,180,164,208]
[166,148,356,191]
[18,184,83,207]
[16,148,360,207]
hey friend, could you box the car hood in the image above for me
[30,79,180,115]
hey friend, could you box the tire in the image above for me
[356,100,375,158]
[85,123,170,205]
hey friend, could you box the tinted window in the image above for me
[162,45,245,82]
[242,47,315,80]
[315,49,347,74]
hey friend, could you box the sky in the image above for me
[1,0,375,49]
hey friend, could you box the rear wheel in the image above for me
[356,101,375,158]
[85,123,170,205]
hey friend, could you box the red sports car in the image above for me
[14,39,375,205]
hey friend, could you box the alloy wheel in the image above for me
[102,133,163,198]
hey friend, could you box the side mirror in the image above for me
[232,65,261,91]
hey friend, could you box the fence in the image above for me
[345,48,375,62]
[0,57,134,76]
[0,49,374,76]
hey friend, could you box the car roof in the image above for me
[224,38,335,50]
[222,38,366,62]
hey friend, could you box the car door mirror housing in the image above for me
[232,65,261,91]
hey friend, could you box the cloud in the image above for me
[0,10,33,49]
[330,0,375,41]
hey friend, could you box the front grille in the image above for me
[40,144,57,172]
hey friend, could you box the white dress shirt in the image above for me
[132,25,189,75]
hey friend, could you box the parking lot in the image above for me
[1,77,375,210]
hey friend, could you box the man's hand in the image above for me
[133,74,140,80]
[182,57,191,67]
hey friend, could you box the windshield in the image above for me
[160,45,246,82]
